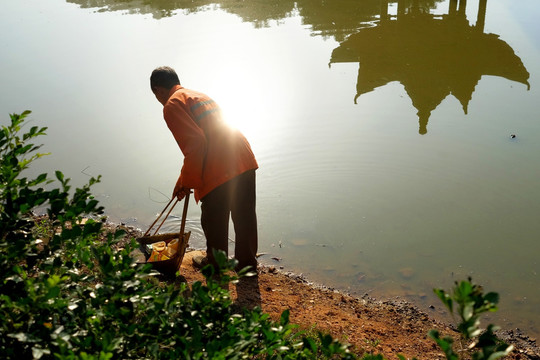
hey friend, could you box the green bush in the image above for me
[429,278,513,360]
[0,111,356,359]
[0,111,516,359]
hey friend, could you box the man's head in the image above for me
[150,66,181,105]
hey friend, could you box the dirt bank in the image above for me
[115,224,539,359]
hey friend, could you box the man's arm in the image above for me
[163,98,207,193]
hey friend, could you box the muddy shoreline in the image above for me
[113,222,539,359]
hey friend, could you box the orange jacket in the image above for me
[163,85,258,202]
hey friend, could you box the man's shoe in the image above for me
[192,255,209,269]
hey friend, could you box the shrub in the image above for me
[1,111,515,359]
[429,278,513,360]
[0,111,355,359]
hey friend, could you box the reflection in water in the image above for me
[330,0,530,134]
[68,0,296,23]
[76,0,529,135]
[68,0,438,37]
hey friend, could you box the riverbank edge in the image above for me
[112,222,539,359]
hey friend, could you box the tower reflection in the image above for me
[330,0,530,134]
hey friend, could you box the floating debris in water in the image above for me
[290,238,307,246]
[356,272,366,283]
[510,134,516,139]
[399,267,415,279]
[315,243,329,247]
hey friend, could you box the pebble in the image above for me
[290,238,308,246]
[399,267,415,279]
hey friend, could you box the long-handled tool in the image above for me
[143,197,177,237]
[137,194,191,275]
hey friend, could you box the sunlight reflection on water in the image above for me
[2,0,540,337]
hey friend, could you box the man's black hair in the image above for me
[150,66,181,90]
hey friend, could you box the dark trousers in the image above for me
[200,170,258,270]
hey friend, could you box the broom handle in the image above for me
[180,192,190,236]
[143,197,175,236]
[151,198,179,236]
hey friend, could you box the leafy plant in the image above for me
[0,111,517,360]
[429,278,514,360]
[1,111,357,359]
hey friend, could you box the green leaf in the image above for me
[433,288,453,314]
[280,309,290,326]
[428,330,459,360]
[486,346,514,360]
[462,302,474,321]
[484,292,499,306]
[8,332,29,342]
[32,346,50,359]
[301,337,316,353]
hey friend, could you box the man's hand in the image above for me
[173,184,191,201]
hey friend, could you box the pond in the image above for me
[2,0,539,337]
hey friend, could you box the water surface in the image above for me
[2,0,539,337]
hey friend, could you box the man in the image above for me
[150,66,258,272]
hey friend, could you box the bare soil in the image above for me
[115,224,540,359]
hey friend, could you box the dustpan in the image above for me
[136,194,191,276]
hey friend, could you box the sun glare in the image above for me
[216,83,264,142]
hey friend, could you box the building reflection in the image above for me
[68,0,529,135]
[67,0,297,22]
[330,0,530,134]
